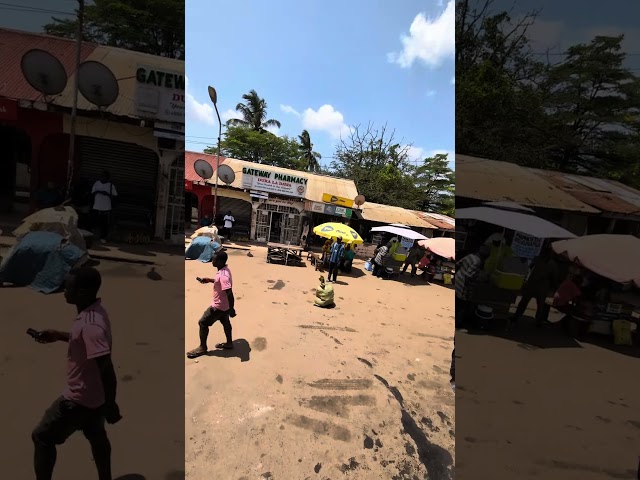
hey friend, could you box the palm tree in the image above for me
[298,130,321,172]
[227,89,281,132]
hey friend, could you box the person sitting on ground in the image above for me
[552,274,583,311]
[339,244,356,273]
[199,215,213,227]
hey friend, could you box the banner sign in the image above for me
[135,65,185,123]
[311,202,352,218]
[241,167,308,198]
[511,231,544,259]
[322,193,354,208]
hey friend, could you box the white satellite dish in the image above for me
[354,195,366,207]
[194,159,214,180]
[77,61,119,107]
[218,164,236,185]
[21,49,68,96]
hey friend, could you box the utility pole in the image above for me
[66,0,84,200]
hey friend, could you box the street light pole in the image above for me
[66,0,84,200]
[208,86,222,219]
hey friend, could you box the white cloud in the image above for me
[221,108,243,123]
[302,104,352,139]
[265,125,280,136]
[185,76,215,126]
[280,104,300,116]
[406,146,426,163]
[426,89,436,97]
[450,76,455,85]
[388,1,455,69]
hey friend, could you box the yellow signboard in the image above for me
[322,193,354,208]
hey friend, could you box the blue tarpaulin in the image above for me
[0,231,87,294]
[185,236,221,262]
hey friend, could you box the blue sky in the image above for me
[185,0,455,169]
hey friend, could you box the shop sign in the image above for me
[241,167,308,198]
[0,98,17,121]
[400,236,414,249]
[322,193,354,208]
[262,196,304,211]
[311,202,352,218]
[135,65,185,123]
[511,231,544,259]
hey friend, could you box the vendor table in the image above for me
[267,243,303,266]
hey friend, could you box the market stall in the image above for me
[551,234,640,344]
[370,225,427,273]
[418,237,455,282]
[456,206,576,324]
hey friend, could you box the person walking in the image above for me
[510,247,559,327]
[223,211,235,240]
[327,237,345,283]
[31,267,121,480]
[187,251,236,358]
[91,171,118,244]
[402,242,422,277]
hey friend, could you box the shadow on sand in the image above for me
[206,338,251,362]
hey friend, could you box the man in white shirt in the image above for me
[223,211,235,240]
[91,171,118,244]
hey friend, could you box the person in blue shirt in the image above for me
[327,237,345,283]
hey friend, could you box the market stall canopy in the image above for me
[370,225,428,241]
[456,207,576,239]
[418,237,455,260]
[552,235,640,286]
[313,222,364,244]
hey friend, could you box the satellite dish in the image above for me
[218,164,236,185]
[77,61,119,107]
[354,195,366,206]
[194,159,214,180]
[21,49,68,96]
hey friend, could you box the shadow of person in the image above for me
[206,338,251,362]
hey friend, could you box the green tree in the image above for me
[208,126,306,171]
[330,123,419,209]
[298,130,322,172]
[43,0,184,58]
[414,154,456,214]
[226,90,281,132]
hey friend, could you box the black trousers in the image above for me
[92,210,110,240]
[372,260,383,276]
[328,261,339,282]
[455,296,471,328]
[198,306,232,347]
[513,291,549,324]
[402,262,417,275]
[33,396,110,480]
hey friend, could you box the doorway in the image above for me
[270,212,283,243]
[0,125,31,213]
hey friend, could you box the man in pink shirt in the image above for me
[30,267,121,480]
[187,250,236,359]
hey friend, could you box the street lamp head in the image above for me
[208,85,218,105]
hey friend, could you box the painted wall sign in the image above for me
[322,193,354,208]
[259,196,304,212]
[241,166,308,198]
[135,65,185,123]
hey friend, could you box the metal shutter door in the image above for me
[77,136,159,232]
[218,197,252,227]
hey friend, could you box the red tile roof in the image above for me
[185,151,227,183]
[0,28,97,101]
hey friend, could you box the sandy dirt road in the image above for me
[456,314,640,480]
[0,251,186,480]
[185,247,455,480]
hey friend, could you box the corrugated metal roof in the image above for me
[0,28,184,121]
[456,154,598,213]
[359,202,437,229]
[185,151,358,204]
[413,211,455,230]
[529,168,640,216]
[0,28,96,101]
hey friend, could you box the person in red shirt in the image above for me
[553,274,583,309]
[187,251,236,358]
[31,267,120,480]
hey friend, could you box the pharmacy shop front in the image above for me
[242,166,308,244]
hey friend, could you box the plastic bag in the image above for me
[314,276,335,307]
[612,319,632,346]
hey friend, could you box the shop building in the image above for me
[0,28,185,242]
[185,152,358,244]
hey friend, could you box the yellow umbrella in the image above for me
[313,222,363,244]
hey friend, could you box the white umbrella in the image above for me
[370,225,428,241]
[456,207,576,239]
